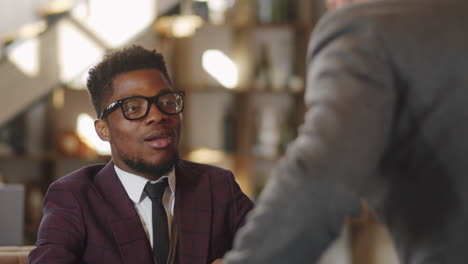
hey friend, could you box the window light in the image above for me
[72,0,155,47]
[8,38,39,77]
[58,19,104,82]
[76,113,111,156]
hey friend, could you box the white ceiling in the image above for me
[0,0,48,37]
[0,0,179,40]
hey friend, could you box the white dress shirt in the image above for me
[114,165,176,248]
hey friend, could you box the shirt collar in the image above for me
[114,164,176,204]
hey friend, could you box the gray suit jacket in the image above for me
[223,0,468,263]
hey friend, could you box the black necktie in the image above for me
[144,178,169,264]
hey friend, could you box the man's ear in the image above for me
[95,119,110,142]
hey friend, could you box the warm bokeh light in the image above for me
[58,20,104,82]
[202,49,238,89]
[207,0,233,24]
[76,113,111,156]
[17,21,47,39]
[8,38,39,77]
[188,148,225,164]
[155,15,204,38]
[72,0,155,47]
[37,0,75,16]
[173,15,204,37]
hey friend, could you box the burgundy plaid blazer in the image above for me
[29,159,254,264]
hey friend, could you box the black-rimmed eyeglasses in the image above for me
[99,91,185,120]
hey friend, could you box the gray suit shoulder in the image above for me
[315,0,463,37]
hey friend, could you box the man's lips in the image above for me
[144,131,174,149]
[145,137,172,149]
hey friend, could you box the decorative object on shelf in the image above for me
[25,101,47,155]
[0,126,13,156]
[256,0,273,24]
[154,0,204,38]
[256,0,296,24]
[254,107,281,158]
[9,114,27,155]
[206,0,235,24]
[226,0,253,25]
[253,43,272,91]
[253,27,294,91]
[271,0,289,23]
[252,94,295,158]
[223,100,237,153]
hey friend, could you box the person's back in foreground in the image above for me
[222,0,468,263]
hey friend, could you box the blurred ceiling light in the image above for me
[71,0,155,47]
[76,113,111,156]
[58,20,104,82]
[155,15,203,38]
[202,49,238,89]
[2,21,47,47]
[36,0,76,16]
[154,0,204,37]
[18,21,47,38]
[8,38,39,77]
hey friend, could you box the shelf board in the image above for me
[0,153,54,161]
[251,154,285,162]
[0,152,110,162]
[54,155,111,162]
[202,22,314,30]
[179,85,305,95]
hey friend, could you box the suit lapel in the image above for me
[95,161,154,264]
[175,160,212,264]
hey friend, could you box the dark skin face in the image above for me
[94,69,181,181]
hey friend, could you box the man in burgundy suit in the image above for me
[29,45,254,264]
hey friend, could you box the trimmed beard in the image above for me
[123,152,179,178]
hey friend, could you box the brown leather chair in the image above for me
[0,246,34,264]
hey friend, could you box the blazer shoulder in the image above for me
[179,159,232,176]
[49,163,108,190]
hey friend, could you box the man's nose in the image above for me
[145,102,168,124]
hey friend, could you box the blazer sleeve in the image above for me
[29,181,86,264]
[227,171,254,235]
[223,10,396,264]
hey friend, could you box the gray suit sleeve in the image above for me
[223,11,396,264]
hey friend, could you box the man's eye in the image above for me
[125,105,141,113]
[160,100,177,108]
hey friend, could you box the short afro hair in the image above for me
[86,45,172,116]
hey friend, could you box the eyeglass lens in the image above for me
[122,93,183,119]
